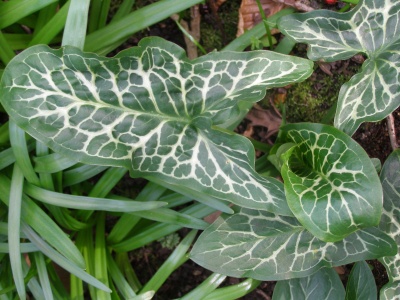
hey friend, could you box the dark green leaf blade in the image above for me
[0,37,313,214]
[280,123,382,242]
[190,207,396,281]
[378,150,400,300]
[272,267,345,300]
[278,0,400,135]
[345,261,377,300]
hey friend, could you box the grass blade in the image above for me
[94,212,111,300]
[84,0,204,53]
[29,0,71,46]
[202,278,261,300]
[24,182,166,211]
[9,121,40,186]
[8,164,25,299]
[33,252,53,300]
[140,230,198,294]
[0,174,85,268]
[180,273,227,300]
[62,0,90,49]
[0,31,15,65]
[22,223,111,293]
[0,0,58,29]
[106,251,137,299]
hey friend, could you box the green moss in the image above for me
[200,0,241,51]
[285,66,359,123]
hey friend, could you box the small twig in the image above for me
[171,5,202,59]
[387,113,399,150]
[255,288,272,300]
[271,0,314,12]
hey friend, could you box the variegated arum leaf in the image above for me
[272,267,345,300]
[378,150,400,300]
[345,261,377,300]
[278,0,400,135]
[0,37,313,215]
[190,207,396,281]
[280,123,382,242]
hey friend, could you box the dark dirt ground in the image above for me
[120,1,400,298]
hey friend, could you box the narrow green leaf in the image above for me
[29,0,71,46]
[280,123,382,242]
[0,243,37,253]
[223,8,295,52]
[378,150,400,300]
[140,230,197,294]
[33,252,54,300]
[63,165,108,187]
[94,212,111,300]
[9,121,40,186]
[33,152,78,173]
[84,0,204,53]
[272,267,345,300]
[0,139,35,171]
[202,278,260,300]
[0,0,58,30]
[21,223,111,293]
[106,251,137,299]
[0,174,85,268]
[33,2,59,36]
[278,0,400,135]
[110,0,135,23]
[107,181,167,244]
[0,31,15,65]
[23,181,166,211]
[62,0,90,49]
[0,38,312,214]
[180,273,226,300]
[190,207,396,281]
[345,261,377,300]
[8,164,26,299]
[112,203,214,252]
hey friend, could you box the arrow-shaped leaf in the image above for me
[378,149,400,300]
[190,207,396,281]
[278,0,400,135]
[272,267,345,300]
[280,123,382,242]
[345,261,377,300]
[0,37,313,214]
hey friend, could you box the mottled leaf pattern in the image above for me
[280,123,382,242]
[190,207,396,281]
[378,150,400,300]
[272,267,345,300]
[0,37,313,214]
[345,261,377,300]
[278,0,400,135]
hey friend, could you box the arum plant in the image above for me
[278,0,400,136]
[0,37,312,215]
[1,0,399,298]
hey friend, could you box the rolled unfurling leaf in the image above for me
[0,37,313,214]
[280,123,382,242]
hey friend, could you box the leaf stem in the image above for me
[387,113,399,150]
[255,0,274,50]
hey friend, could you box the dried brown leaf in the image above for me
[245,104,282,139]
[237,0,286,36]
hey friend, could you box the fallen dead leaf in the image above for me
[237,0,286,36]
[245,103,282,139]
